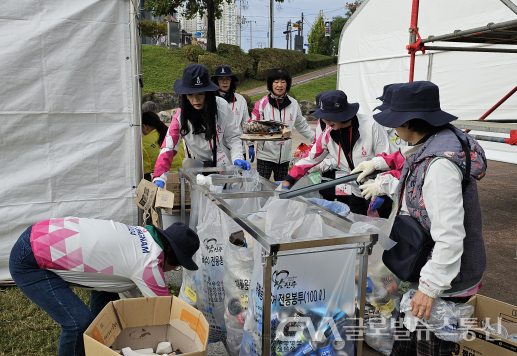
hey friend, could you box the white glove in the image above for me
[351,160,376,183]
[359,182,379,200]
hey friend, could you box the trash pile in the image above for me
[116,342,181,355]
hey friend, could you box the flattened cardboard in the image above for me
[134,179,158,211]
[165,172,191,207]
[156,189,175,215]
[452,294,517,356]
[84,296,208,356]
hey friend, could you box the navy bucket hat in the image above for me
[174,64,220,95]
[376,83,395,101]
[211,65,239,82]
[311,90,360,122]
[373,81,457,128]
[374,83,401,112]
[156,222,200,270]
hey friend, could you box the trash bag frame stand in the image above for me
[178,167,379,356]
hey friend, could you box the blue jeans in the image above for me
[9,226,118,356]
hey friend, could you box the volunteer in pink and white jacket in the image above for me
[211,65,250,158]
[9,219,199,356]
[249,67,315,181]
[282,90,393,217]
[153,64,249,188]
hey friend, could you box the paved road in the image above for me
[241,66,337,97]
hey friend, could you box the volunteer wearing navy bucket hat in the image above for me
[282,90,393,218]
[9,218,200,356]
[211,65,250,160]
[354,81,487,356]
[153,64,249,188]
[372,83,408,151]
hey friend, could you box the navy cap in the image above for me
[310,90,360,122]
[373,81,457,128]
[211,65,238,82]
[155,222,200,270]
[376,84,395,101]
[374,83,402,112]
[309,92,323,115]
[174,64,220,95]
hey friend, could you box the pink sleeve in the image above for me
[376,151,405,171]
[249,95,268,123]
[289,128,330,180]
[133,253,170,297]
[382,169,402,179]
[153,110,181,180]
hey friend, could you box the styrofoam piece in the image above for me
[156,342,173,354]
[134,349,155,354]
[122,348,139,356]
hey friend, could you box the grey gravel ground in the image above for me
[164,269,183,289]
[207,341,229,356]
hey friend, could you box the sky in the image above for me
[237,0,349,52]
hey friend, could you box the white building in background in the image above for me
[176,8,207,36]
[215,1,238,47]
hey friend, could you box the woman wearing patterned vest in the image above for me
[356,81,487,355]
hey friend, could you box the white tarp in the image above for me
[0,0,139,282]
[338,0,517,163]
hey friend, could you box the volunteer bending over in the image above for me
[153,64,249,189]
[9,219,199,356]
[355,81,487,355]
[282,90,392,217]
[211,65,250,159]
[250,67,315,181]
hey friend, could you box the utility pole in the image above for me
[289,20,292,50]
[285,21,289,49]
[268,0,273,48]
[239,0,242,48]
[250,21,253,50]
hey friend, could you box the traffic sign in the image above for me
[325,21,332,37]
[304,43,310,47]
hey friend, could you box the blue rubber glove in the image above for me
[154,180,165,189]
[249,146,255,163]
[281,185,291,190]
[370,197,385,211]
[234,159,251,171]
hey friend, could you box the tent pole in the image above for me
[408,0,420,82]
[424,46,517,53]
[465,86,517,133]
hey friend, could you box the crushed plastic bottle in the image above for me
[400,290,474,342]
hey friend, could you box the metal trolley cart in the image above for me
[177,167,379,356]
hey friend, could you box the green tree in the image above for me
[307,12,326,55]
[143,0,285,52]
[307,1,363,56]
[140,19,168,44]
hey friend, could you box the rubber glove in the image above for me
[351,160,376,183]
[370,197,385,211]
[249,146,255,163]
[234,159,251,171]
[282,185,291,190]
[359,181,379,200]
[154,180,165,189]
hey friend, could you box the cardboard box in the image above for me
[165,172,191,207]
[134,179,176,228]
[452,294,517,355]
[84,296,208,356]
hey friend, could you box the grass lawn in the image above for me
[237,64,336,94]
[0,285,178,356]
[142,45,191,96]
[247,73,337,104]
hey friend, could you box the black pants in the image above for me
[257,159,290,181]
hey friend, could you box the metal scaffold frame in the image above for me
[407,0,517,141]
[177,166,379,356]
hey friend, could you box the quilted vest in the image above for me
[397,126,487,292]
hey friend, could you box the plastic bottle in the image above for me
[316,338,335,356]
[369,283,395,314]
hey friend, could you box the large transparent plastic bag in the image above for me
[239,220,357,356]
[400,290,475,342]
[223,229,254,356]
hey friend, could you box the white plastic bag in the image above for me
[223,232,254,356]
[263,199,307,242]
[400,290,474,342]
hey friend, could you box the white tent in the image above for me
[337,0,517,163]
[0,0,143,282]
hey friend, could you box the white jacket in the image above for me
[289,114,391,197]
[153,96,244,183]
[250,94,315,164]
[224,92,249,154]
